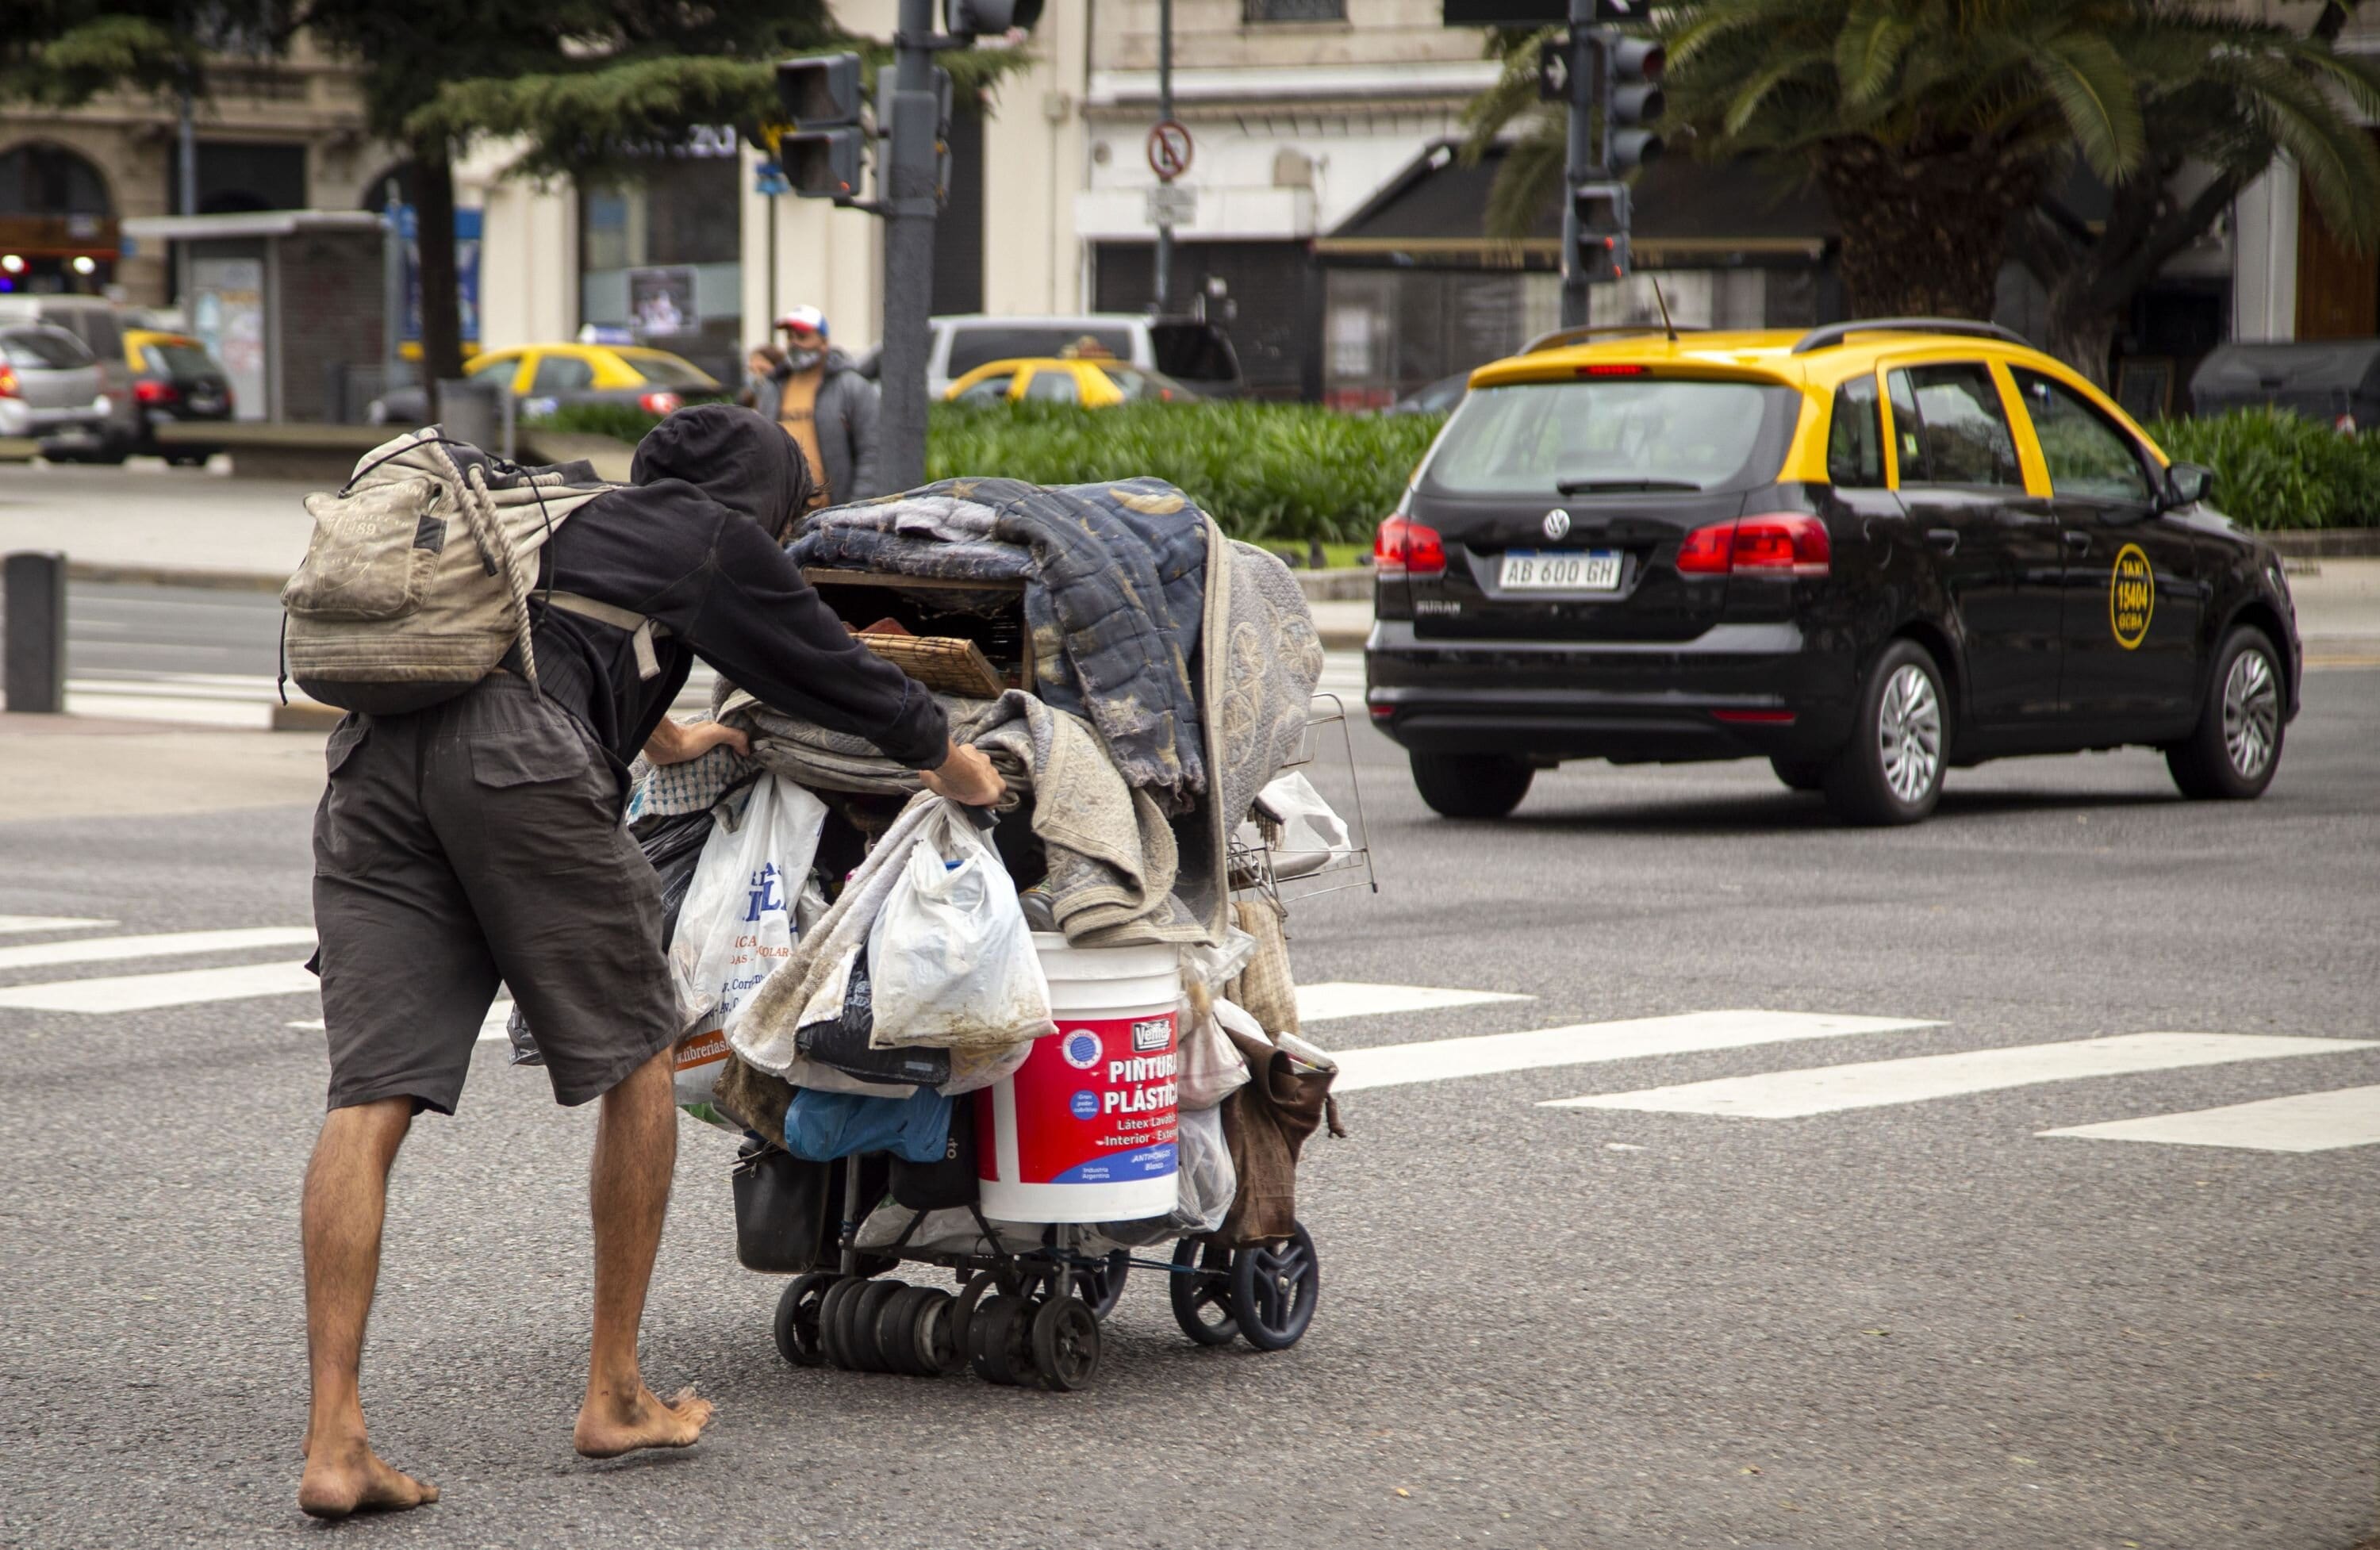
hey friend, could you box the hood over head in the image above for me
[630,404,813,542]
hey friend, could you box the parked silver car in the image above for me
[0,324,111,454]
[0,296,140,459]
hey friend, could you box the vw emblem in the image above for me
[1541,508,1572,541]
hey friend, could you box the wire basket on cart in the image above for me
[736,693,1368,1392]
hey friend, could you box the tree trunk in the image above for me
[413,148,463,424]
[1818,140,2040,321]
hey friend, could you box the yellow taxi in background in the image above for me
[367,342,724,424]
[944,355,1200,408]
[1368,317,2301,825]
[120,327,234,462]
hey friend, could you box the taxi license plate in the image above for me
[1499,550,1620,592]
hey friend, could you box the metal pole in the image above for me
[176,71,198,317]
[4,553,67,716]
[1559,0,1597,330]
[382,179,405,401]
[877,0,940,493]
[1154,0,1174,315]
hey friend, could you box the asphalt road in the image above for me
[1,669,2374,1548]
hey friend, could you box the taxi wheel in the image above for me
[1411,752,1533,819]
[2166,627,2284,800]
[1824,640,1947,827]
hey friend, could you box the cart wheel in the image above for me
[877,1285,940,1377]
[845,1279,905,1372]
[952,1269,998,1346]
[1228,1222,1319,1352]
[1070,1249,1130,1320]
[968,1294,1032,1386]
[1030,1295,1103,1391]
[817,1278,859,1370]
[772,1272,838,1368]
[1169,1238,1241,1346]
[911,1287,965,1376]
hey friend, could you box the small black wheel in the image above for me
[844,1279,905,1372]
[817,1278,860,1370]
[1769,757,1827,793]
[969,1295,1033,1385]
[1070,1249,1130,1320]
[1228,1222,1320,1352]
[2167,626,2285,800]
[911,1287,964,1375]
[1030,1296,1103,1391]
[1169,1238,1241,1346]
[875,1284,939,1377]
[1409,751,1533,819]
[1824,639,1947,826]
[773,1272,838,1368]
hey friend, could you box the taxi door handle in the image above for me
[2063,531,2093,554]
[1925,528,1958,554]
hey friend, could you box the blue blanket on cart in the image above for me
[789,477,1210,810]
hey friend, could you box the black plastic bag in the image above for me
[794,945,952,1088]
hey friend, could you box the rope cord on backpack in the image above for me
[462,461,541,692]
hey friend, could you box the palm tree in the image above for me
[1461,1,2380,374]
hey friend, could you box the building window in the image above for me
[1245,0,1345,21]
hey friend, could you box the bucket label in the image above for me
[986,1011,1179,1187]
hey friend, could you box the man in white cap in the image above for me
[755,305,882,506]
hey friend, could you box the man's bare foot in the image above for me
[297,1439,438,1520]
[572,1384,716,1460]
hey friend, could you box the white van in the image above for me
[919,314,1241,398]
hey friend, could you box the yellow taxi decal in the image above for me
[2110,543,2155,650]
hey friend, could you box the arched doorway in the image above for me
[0,141,117,295]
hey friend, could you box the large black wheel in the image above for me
[1169,1238,1241,1346]
[816,1278,861,1370]
[843,1279,905,1372]
[1227,1222,1320,1352]
[877,1284,942,1377]
[773,1272,838,1368]
[2166,627,2284,800]
[1769,757,1827,793]
[1030,1296,1103,1391]
[968,1294,1034,1385]
[912,1287,965,1376]
[1823,639,1948,826]
[1069,1250,1130,1320]
[1410,751,1534,819]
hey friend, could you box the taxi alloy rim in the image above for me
[2222,648,2278,779]
[1879,663,1941,805]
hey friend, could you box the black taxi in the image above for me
[1365,318,2301,825]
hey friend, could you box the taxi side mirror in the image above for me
[2161,461,2213,511]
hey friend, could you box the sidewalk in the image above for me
[0,713,327,821]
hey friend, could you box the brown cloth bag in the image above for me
[1210,1022,1336,1248]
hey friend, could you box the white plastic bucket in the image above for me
[976,933,1180,1223]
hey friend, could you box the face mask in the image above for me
[781,346,824,374]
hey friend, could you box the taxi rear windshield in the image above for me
[1422,377,1797,496]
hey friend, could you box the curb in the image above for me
[1318,625,1370,652]
[2261,529,2380,558]
[66,562,287,593]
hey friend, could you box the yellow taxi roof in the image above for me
[1470,323,2065,393]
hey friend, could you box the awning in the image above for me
[1316,140,1838,269]
[120,210,386,242]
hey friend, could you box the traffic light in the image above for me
[944,0,1043,37]
[774,53,866,201]
[1573,182,1630,283]
[1603,36,1664,172]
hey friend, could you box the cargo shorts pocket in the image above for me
[468,716,593,788]
[324,717,369,777]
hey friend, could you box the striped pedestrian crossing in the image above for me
[0,915,116,936]
[2040,1084,2380,1154]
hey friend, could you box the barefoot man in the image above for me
[298,405,1004,1517]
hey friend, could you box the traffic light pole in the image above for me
[1557,0,1599,329]
[878,0,942,492]
[1154,0,1175,314]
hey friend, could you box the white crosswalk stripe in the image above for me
[0,915,117,936]
[1542,1033,2377,1118]
[0,927,316,973]
[0,961,318,1014]
[1296,982,1530,1023]
[2041,1085,2380,1153]
[1336,1010,1939,1093]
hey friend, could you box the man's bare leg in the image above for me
[298,1099,440,1518]
[573,1047,715,1458]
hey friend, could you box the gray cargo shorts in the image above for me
[312,673,679,1115]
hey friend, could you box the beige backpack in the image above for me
[282,429,666,715]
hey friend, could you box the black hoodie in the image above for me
[522,405,946,779]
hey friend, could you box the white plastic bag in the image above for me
[1248,771,1353,881]
[668,773,828,1039]
[1090,1104,1234,1247]
[1178,996,1253,1111]
[866,801,1055,1049]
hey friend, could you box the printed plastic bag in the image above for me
[669,774,828,1038]
[865,800,1055,1049]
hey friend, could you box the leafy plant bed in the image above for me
[2150,409,2380,530]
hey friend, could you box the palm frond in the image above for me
[1833,0,1910,109]
[1484,116,1568,241]
[2028,33,2145,178]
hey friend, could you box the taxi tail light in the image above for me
[0,366,17,399]
[134,379,178,405]
[1374,516,1446,579]
[1676,514,1829,577]
[638,390,683,415]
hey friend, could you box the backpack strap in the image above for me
[543,591,670,681]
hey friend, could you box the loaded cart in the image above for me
[638,476,1373,1391]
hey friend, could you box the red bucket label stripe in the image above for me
[980,1012,1180,1185]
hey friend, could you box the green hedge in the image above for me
[2148,408,2380,530]
[528,400,1445,543]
